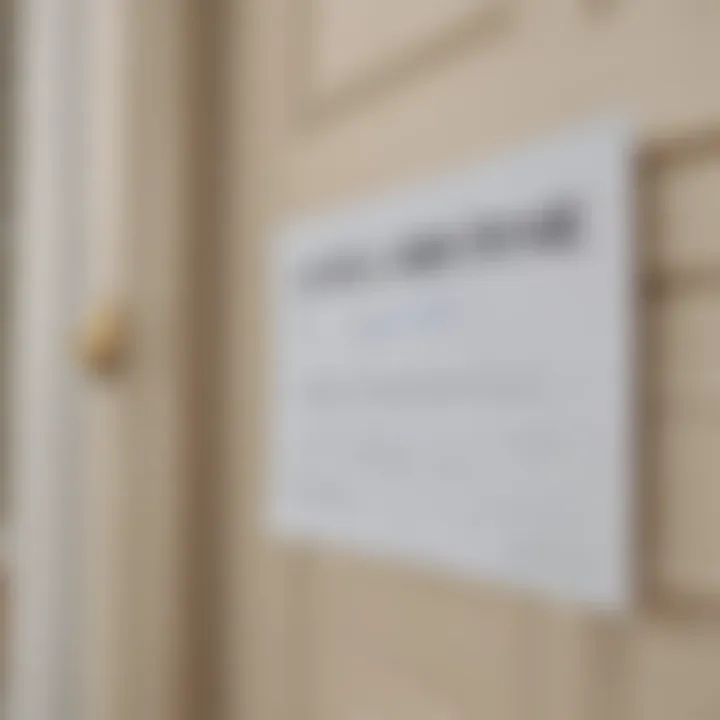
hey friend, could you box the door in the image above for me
[218,2,720,719]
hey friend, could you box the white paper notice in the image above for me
[271,118,635,610]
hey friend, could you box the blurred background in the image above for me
[4,2,720,720]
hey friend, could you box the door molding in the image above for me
[12,0,204,718]
[10,0,85,717]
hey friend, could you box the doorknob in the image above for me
[78,304,129,376]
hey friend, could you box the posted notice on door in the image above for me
[270,118,635,610]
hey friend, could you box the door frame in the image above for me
[11,0,201,718]
[10,0,85,717]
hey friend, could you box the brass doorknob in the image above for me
[78,304,129,376]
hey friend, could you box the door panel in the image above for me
[656,412,720,595]
[630,623,720,720]
[311,557,531,720]
[232,2,720,718]
[651,150,720,271]
[309,0,499,97]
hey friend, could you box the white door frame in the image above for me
[10,0,87,718]
[8,0,194,717]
